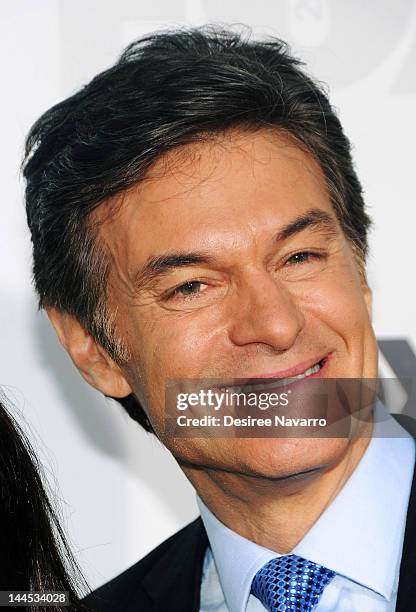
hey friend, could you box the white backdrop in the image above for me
[1,0,416,592]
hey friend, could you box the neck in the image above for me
[181,432,372,553]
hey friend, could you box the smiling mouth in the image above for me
[221,357,328,393]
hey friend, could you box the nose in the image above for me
[228,271,305,350]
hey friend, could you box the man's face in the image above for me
[99,129,378,479]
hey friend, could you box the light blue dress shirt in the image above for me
[198,401,415,611]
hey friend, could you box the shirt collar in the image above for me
[197,401,415,612]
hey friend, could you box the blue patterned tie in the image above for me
[251,554,335,611]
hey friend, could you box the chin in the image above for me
[175,436,351,483]
[225,436,352,480]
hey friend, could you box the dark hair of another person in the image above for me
[0,395,88,611]
[23,26,372,433]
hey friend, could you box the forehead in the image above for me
[96,129,334,271]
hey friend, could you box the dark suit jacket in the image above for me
[84,414,416,612]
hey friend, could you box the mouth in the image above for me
[219,354,330,393]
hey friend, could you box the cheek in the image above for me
[140,306,225,378]
[128,310,221,421]
[296,271,372,337]
[294,272,378,377]
[158,322,213,376]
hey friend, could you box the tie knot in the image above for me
[251,554,335,611]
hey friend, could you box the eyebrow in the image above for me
[133,208,338,291]
[274,208,338,242]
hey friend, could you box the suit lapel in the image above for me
[395,417,416,611]
[142,517,208,611]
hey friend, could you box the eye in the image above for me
[171,281,205,298]
[285,251,324,265]
[161,278,228,310]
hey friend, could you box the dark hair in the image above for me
[23,26,372,433]
[0,392,88,610]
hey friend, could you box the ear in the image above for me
[46,307,132,398]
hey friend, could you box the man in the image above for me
[23,27,416,611]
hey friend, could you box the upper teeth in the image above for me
[225,361,323,393]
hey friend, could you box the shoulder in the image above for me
[82,517,206,612]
